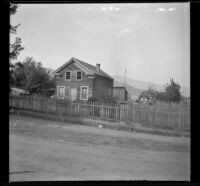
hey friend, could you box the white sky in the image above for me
[10,3,190,87]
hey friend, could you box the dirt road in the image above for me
[9,114,190,181]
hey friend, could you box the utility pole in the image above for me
[124,68,126,89]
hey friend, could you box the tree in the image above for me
[9,4,24,92]
[13,61,26,88]
[10,37,24,61]
[29,64,56,96]
[137,78,182,104]
[155,91,168,102]
[155,78,182,104]
[165,78,182,103]
[13,57,55,96]
[9,3,24,61]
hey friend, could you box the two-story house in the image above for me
[54,57,113,101]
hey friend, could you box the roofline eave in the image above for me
[54,57,93,75]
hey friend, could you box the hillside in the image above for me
[113,75,190,97]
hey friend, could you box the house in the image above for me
[113,87,128,102]
[10,87,29,96]
[137,96,156,105]
[54,57,113,101]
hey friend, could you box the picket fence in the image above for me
[9,95,190,131]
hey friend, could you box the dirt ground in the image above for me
[9,114,190,181]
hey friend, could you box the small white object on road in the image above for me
[98,125,103,128]
[57,139,66,143]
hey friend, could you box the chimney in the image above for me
[96,64,100,71]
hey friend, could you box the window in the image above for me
[65,71,71,80]
[80,86,88,100]
[57,86,65,99]
[76,71,82,80]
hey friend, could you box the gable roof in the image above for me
[54,57,113,80]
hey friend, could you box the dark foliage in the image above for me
[137,78,182,104]
[12,57,55,97]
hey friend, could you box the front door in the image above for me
[70,87,77,101]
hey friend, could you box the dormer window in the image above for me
[76,71,82,80]
[65,71,71,80]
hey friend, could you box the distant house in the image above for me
[113,87,129,102]
[138,96,155,105]
[54,57,113,101]
[10,87,29,96]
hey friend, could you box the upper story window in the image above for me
[65,71,71,80]
[76,71,82,80]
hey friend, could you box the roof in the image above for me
[113,86,126,89]
[54,57,113,80]
[11,87,29,94]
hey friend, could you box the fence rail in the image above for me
[9,95,190,131]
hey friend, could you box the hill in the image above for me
[113,75,190,97]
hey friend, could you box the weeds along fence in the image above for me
[132,107,190,131]
[9,95,190,131]
[9,95,121,121]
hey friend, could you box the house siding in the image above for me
[113,88,128,101]
[93,75,113,99]
[56,62,94,100]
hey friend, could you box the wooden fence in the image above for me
[9,95,190,131]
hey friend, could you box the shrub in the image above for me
[87,97,100,102]
[87,96,117,104]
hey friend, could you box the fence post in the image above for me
[178,113,181,129]
[17,96,20,115]
[30,95,32,111]
[154,110,157,127]
[152,109,155,127]
[119,104,122,121]
[115,106,118,121]
[92,102,94,117]
[126,106,128,123]
[173,112,175,129]
[141,109,144,125]
[78,102,80,116]
[22,96,24,110]
[132,106,134,122]
[167,112,169,128]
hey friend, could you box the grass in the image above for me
[9,114,190,152]
[10,109,190,138]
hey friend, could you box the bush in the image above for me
[87,96,117,104]
[87,97,100,102]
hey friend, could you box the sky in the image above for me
[10,3,190,88]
